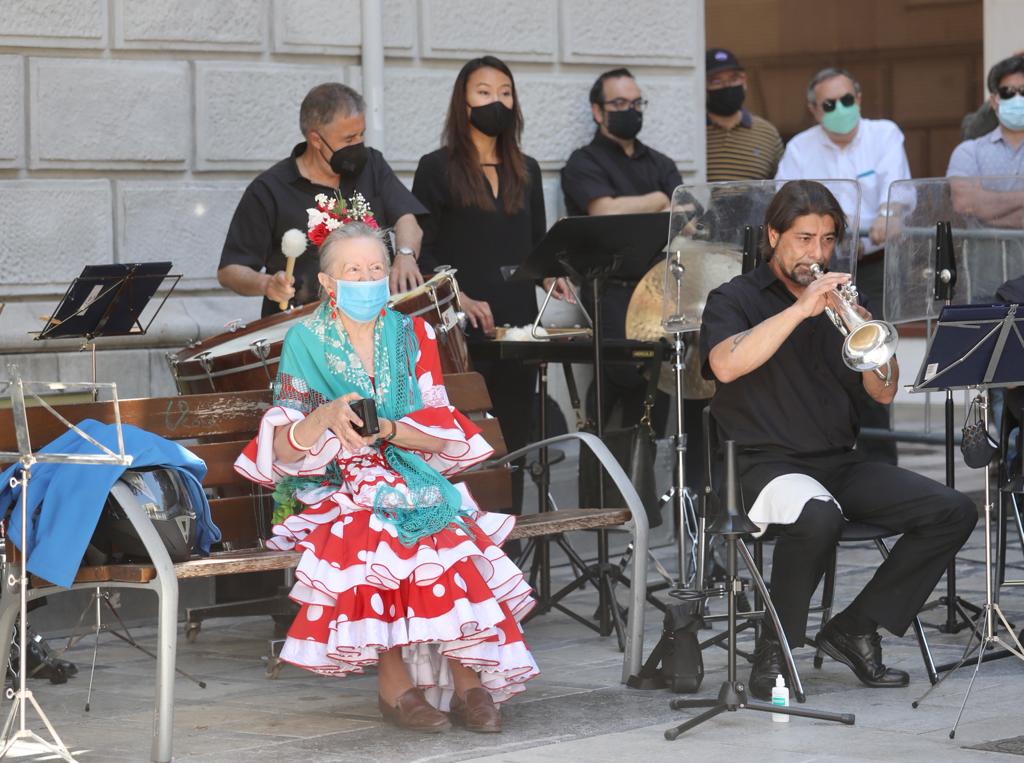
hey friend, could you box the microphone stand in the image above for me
[920,221,983,636]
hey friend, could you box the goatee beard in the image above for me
[785,264,815,287]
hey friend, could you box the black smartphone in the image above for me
[348,398,380,437]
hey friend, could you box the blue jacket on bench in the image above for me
[0,420,219,587]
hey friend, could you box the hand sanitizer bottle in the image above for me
[771,673,790,723]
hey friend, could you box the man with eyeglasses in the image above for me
[776,67,910,467]
[218,82,427,317]
[561,68,681,217]
[947,55,1024,228]
[705,48,784,182]
[560,69,685,435]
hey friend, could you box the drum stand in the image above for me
[912,391,1024,738]
[62,586,207,712]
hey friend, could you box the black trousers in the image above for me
[471,356,537,515]
[742,451,978,647]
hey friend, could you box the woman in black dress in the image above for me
[413,56,559,530]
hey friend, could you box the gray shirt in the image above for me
[946,127,1024,182]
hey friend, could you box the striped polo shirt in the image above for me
[706,110,785,182]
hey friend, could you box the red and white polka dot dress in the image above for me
[234,318,538,709]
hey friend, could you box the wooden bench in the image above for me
[0,372,649,763]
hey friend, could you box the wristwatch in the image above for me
[396,246,417,259]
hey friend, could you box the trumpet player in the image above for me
[698,180,977,701]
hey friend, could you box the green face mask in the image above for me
[821,101,860,135]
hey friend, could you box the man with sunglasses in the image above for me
[775,68,911,310]
[947,55,1024,229]
[218,82,427,317]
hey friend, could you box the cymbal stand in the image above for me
[912,389,1024,738]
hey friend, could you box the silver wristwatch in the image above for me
[396,247,417,259]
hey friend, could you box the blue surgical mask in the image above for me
[334,277,390,322]
[821,102,860,135]
[997,94,1024,131]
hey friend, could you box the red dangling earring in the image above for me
[327,289,338,320]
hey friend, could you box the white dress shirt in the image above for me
[776,118,912,254]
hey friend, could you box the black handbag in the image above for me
[961,396,999,469]
[577,366,662,528]
[626,599,705,693]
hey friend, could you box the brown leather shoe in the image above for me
[379,688,450,733]
[449,688,502,733]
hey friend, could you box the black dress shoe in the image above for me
[816,620,909,688]
[748,637,787,701]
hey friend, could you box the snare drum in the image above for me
[389,269,471,374]
[168,303,318,394]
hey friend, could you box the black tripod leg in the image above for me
[744,698,854,724]
[737,540,806,703]
[601,572,626,651]
[664,703,727,741]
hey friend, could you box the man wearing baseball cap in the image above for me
[706,48,784,182]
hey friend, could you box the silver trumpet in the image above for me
[809,263,898,375]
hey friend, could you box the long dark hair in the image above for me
[443,56,528,215]
[761,180,847,261]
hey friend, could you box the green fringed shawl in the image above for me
[273,303,471,545]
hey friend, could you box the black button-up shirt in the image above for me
[560,131,682,217]
[699,263,868,456]
[218,142,427,317]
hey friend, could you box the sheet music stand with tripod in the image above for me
[909,302,1024,738]
[514,213,669,638]
[0,370,133,762]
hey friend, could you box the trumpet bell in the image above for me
[842,320,898,372]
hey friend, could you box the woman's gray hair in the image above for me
[806,67,861,104]
[318,222,390,276]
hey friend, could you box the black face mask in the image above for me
[605,108,643,140]
[317,134,368,179]
[707,85,745,116]
[469,101,515,137]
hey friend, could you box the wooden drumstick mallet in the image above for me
[279,228,307,311]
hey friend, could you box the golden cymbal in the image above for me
[625,238,742,398]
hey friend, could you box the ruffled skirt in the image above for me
[266,483,539,709]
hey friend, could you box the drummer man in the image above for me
[218,82,428,317]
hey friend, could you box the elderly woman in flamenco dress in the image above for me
[234,222,537,733]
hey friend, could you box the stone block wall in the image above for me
[0,0,705,397]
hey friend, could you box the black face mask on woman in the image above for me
[605,108,643,140]
[317,134,369,179]
[469,101,515,137]
[707,85,746,117]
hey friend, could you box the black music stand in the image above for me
[515,213,670,637]
[38,262,177,341]
[34,262,178,388]
[910,302,1024,736]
